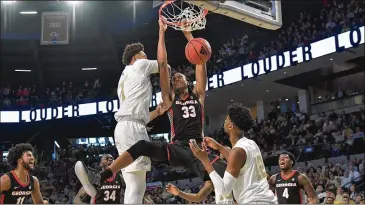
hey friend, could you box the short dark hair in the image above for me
[227,103,253,132]
[122,43,144,65]
[7,143,34,168]
[280,151,296,166]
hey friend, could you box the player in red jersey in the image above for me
[268,152,319,204]
[0,143,45,204]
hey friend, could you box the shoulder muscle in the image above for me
[0,175,11,193]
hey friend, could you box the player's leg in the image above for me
[122,171,147,204]
[111,121,168,204]
[114,121,156,171]
[108,137,169,175]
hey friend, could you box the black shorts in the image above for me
[145,140,227,181]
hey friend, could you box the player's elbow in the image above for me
[195,193,208,203]
[158,62,168,70]
[193,197,204,203]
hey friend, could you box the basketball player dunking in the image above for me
[101,19,231,204]
[268,152,319,204]
[0,143,45,204]
[74,154,123,204]
[190,103,277,204]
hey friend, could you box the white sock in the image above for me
[122,171,147,204]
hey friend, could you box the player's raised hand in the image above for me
[158,19,167,32]
[189,139,208,161]
[203,137,220,150]
[181,19,194,41]
[165,183,180,196]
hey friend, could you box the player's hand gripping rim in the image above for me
[158,18,167,32]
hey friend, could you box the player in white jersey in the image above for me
[112,25,168,203]
[190,102,278,204]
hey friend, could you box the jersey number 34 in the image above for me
[104,190,116,201]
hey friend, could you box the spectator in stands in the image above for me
[353,127,364,139]
[355,194,364,204]
[348,165,361,183]
[349,184,358,202]
[335,186,345,202]
[341,171,352,189]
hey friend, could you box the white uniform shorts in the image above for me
[114,119,151,172]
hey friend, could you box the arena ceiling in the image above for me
[1,0,326,85]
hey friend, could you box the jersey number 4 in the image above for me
[182,106,196,118]
[282,188,289,199]
[104,190,116,201]
[16,196,25,204]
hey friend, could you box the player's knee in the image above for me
[126,140,150,160]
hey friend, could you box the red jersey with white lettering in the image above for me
[167,91,204,142]
[0,171,34,204]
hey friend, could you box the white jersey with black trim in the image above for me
[233,137,277,204]
[114,59,158,124]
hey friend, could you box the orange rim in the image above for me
[159,0,208,27]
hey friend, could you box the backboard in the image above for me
[153,0,282,30]
[153,0,164,8]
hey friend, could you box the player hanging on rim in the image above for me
[74,154,124,204]
[101,19,233,204]
[268,152,319,204]
[189,103,278,204]
[0,143,45,204]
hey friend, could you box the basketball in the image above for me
[185,38,212,65]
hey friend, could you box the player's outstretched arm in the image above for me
[158,19,173,107]
[166,181,213,203]
[31,176,45,204]
[73,187,88,204]
[149,102,168,122]
[299,174,319,204]
[189,141,246,197]
[183,31,207,104]
[194,63,207,105]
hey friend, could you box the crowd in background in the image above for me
[0,78,101,110]
[1,0,365,204]
[1,0,365,108]
[0,107,364,204]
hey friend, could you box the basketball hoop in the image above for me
[159,1,208,31]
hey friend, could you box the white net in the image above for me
[159,1,208,31]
